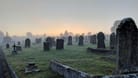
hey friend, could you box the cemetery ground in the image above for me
[4,43,115,78]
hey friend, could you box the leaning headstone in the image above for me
[116,18,138,74]
[90,35,97,44]
[110,33,116,49]
[25,38,31,48]
[56,39,64,50]
[67,36,72,45]
[6,43,10,49]
[97,32,105,48]
[78,35,84,46]
[43,42,50,51]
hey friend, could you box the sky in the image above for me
[0,0,138,36]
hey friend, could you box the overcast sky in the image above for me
[0,0,138,36]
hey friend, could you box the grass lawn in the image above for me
[4,43,116,78]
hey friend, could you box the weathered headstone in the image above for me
[43,42,50,51]
[67,36,72,45]
[17,41,21,45]
[84,36,89,43]
[35,38,42,44]
[25,38,31,48]
[56,39,64,50]
[75,35,79,42]
[97,32,105,48]
[6,43,10,49]
[110,33,116,49]
[90,35,97,44]
[78,35,84,46]
[116,18,138,74]
[51,37,56,46]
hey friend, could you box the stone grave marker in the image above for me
[110,33,116,49]
[43,42,50,51]
[25,38,31,48]
[25,62,40,74]
[78,35,84,46]
[116,18,138,74]
[6,43,10,49]
[90,35,97,44]
[12,44,17,54]
[17,41,21,45]
[97,32,105,48]
[51,37,56,46]
[56,39,64,50]
[16,46,22,51]
[35,38,42,44]
[67,36,72,45]
[46,37,53,48]
[75,35,79,43]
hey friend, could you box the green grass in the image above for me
[4,43,115,78]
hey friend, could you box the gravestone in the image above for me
[43,42,50,51]
[78,35,84,46]
[67,36,72,45]
[25,38,31,48]
[12,44,17,54]
[116,18,138,74]
[75,35,79,42]
[90,35,97,44]
[46,37,53,48]
[97,32,105,48]
[110,33,116,49]
[25,62,40,74]
[56,39,64,50]
[84,36,89,43]
[16,46,22,51]
[17,41,21,45]
[6,43,10,49]
[35,38,42,44]
[89,37,92,44]
[51,37,56,46]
